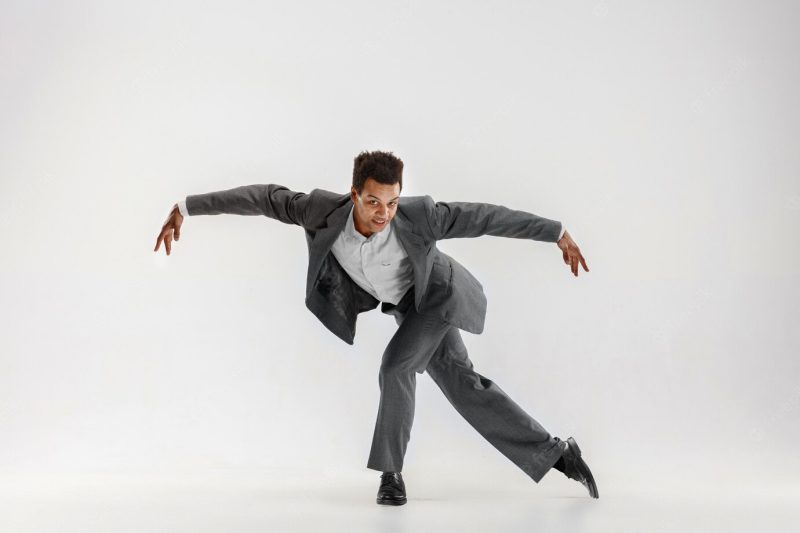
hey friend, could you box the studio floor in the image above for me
[1,467,796,533]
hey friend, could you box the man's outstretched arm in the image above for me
[183,184,313,225]
[423,196,589,277]
[154,184,312,256]
[423,197,562,242]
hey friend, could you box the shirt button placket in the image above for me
[361,242,373,296]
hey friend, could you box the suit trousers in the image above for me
[366,285,567,483]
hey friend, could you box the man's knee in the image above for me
[380,342,434,376]
[379,357,419,377]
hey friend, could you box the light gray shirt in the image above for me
[175,198,566,305]
[329,204,415,305]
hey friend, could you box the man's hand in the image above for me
[557,230,589,277]
[154,204,184,256]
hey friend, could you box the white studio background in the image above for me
[1,0,799,529]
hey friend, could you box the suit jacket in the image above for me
[185,184,563,345]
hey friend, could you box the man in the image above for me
[154,150,597,505]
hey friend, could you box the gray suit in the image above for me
[186,183,568,480]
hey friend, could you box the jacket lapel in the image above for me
[305,201,352,299]
[389,209,430,310]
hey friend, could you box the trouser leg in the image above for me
[367,299,450,473]
[425,327,567,482]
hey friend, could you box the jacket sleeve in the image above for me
[184,184,313,227]
[422,195,563,242]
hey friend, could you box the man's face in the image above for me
[350,177,401,237]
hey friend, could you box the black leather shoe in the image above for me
[561,437,599,499]
[376,471,407,505]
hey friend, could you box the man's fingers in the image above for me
[155,230,168,253]
[560,241,587,277]
[173,216,182,241]
[154,231,176,255]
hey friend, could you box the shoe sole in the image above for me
[376,497,407,505]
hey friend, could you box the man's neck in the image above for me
[353,214,374,239]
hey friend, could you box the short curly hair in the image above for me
[352,150,403,194]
